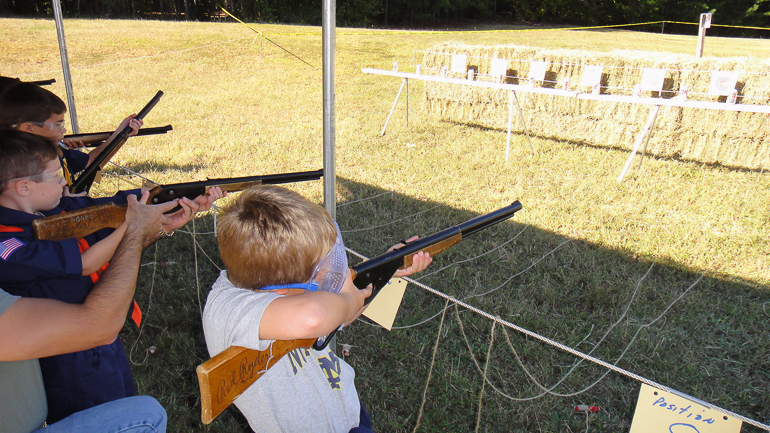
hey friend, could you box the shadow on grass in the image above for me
[103,161,209,177]
[124,178,770,433]
[446,120,770,175]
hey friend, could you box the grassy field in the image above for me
[2,18,769,432]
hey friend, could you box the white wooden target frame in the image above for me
[366,62,770,182]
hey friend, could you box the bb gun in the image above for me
[32,169,324,241]
[195,200,523,424]
[64,125,173,147]
[69,90,164,194]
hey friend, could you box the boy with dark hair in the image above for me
[203,185,431,432]
[0,76,21,94]
[0,130,221,423]
[0,81,141,188]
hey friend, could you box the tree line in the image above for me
[2,0,769,35]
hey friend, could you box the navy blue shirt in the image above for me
[0,190,140,423]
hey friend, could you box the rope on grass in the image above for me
[337,190,394,207]
[347,238,769,431]
[129,243,160,366]
[475,319,496,433]
[411,298,449,433]
[417,225,529,279]
[340,204,441,233]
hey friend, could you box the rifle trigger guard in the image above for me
[312,325,342,351]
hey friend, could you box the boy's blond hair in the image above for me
[0,130,60,193]
[218,185,337,290]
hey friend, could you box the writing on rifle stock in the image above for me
[214,340,302,405]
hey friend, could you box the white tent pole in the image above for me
[322,0,336,220]
[52,0,80,133]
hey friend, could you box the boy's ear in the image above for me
[14,179,32,197]
[17,122,35,133]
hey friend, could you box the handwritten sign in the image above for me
[363,278,408,330]
[629,384,742,433]
[581,65,603,87]
[451,54,468,74]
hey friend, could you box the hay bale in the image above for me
[421,43,770,170]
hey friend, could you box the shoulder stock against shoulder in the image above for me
[32,202,128,241]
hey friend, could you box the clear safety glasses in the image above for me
[258,221,348,294]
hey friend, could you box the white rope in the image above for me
[337,191,394,207]
[417,225,529,278]
[347,242,769,430]
[340,205,440,233]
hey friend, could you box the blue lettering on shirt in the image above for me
[317,350,342,390]
[288,348,313,375]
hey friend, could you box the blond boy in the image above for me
[203,185,430,432]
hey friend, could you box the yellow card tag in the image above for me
[362,278,407,331]
[629,384,741,433]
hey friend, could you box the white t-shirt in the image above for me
[202,270,361,432]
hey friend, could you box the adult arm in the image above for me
[0,193,176,361]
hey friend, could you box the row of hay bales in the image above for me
[421,44,770,171]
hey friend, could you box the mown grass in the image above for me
[1,18,769,432]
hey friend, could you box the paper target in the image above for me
[708,71,738,96]
[450,54,467,74]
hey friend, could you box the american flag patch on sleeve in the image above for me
[0,238,25,260]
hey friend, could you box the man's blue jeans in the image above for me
[32,396,167,433]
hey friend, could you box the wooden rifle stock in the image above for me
[32,202,127,241]
[64,125,173,146]
[70,91,164,194]
[195,201,523,424]
[32,170,324,241]
[197,339,315,425]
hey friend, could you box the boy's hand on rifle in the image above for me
[119,114,144,137]
[389,236,433,278]
[194,186,226,213]
[62,186,87,198]
[61,139,86,149]
[340,269,372,326]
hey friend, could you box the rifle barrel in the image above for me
[70,91,164,193]
[352,200,522,283]
[150,170,324,204]
[65,125,173,146]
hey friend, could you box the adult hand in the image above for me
[124,191,176,245]
[161,197,199,233]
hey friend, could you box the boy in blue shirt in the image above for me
[0,81,142,189]
[0,130,221,423]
